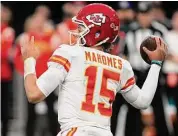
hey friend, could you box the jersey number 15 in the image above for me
[81,66,120,117]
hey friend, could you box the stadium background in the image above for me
[1,1,178,136]
[2,1,178,36]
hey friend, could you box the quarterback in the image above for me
[20,3,167,136]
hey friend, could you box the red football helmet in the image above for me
[69,3,120,47]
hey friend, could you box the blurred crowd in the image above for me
[1,1,178,136]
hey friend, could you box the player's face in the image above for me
[69,17,90,46]
[68,24,82,45]
[78,24,85,33]
[78,25,86,44]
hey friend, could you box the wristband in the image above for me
[151,60,162,67]
[24,57,36,79]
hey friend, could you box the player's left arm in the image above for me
[120,63,161,109]
[120,37,167,109]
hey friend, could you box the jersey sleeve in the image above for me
[48,44,72,72]
[119,60,136,93]
[37,67,65,97]
[37,44,72,97]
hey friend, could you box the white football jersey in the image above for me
[37,44,135,132]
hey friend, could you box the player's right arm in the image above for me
[120,37,167,109]
[20,35,71,103]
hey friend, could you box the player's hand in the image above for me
[20,34,39,61]
[143,37,168,61]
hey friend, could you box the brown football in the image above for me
[140,36,157,64]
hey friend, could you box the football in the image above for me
[140,36,158,64]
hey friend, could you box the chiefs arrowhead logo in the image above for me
[86,13,106,26]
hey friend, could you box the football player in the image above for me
[20,3,167,136]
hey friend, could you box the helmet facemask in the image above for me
[68,16,90,46]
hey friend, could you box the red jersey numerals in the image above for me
[81,66,120,117]
[81,66,96,113]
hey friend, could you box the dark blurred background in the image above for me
[1,1,178,136]
[1,1,178,36]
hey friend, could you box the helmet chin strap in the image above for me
[111,35,118,43]
[94,37,110,47]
